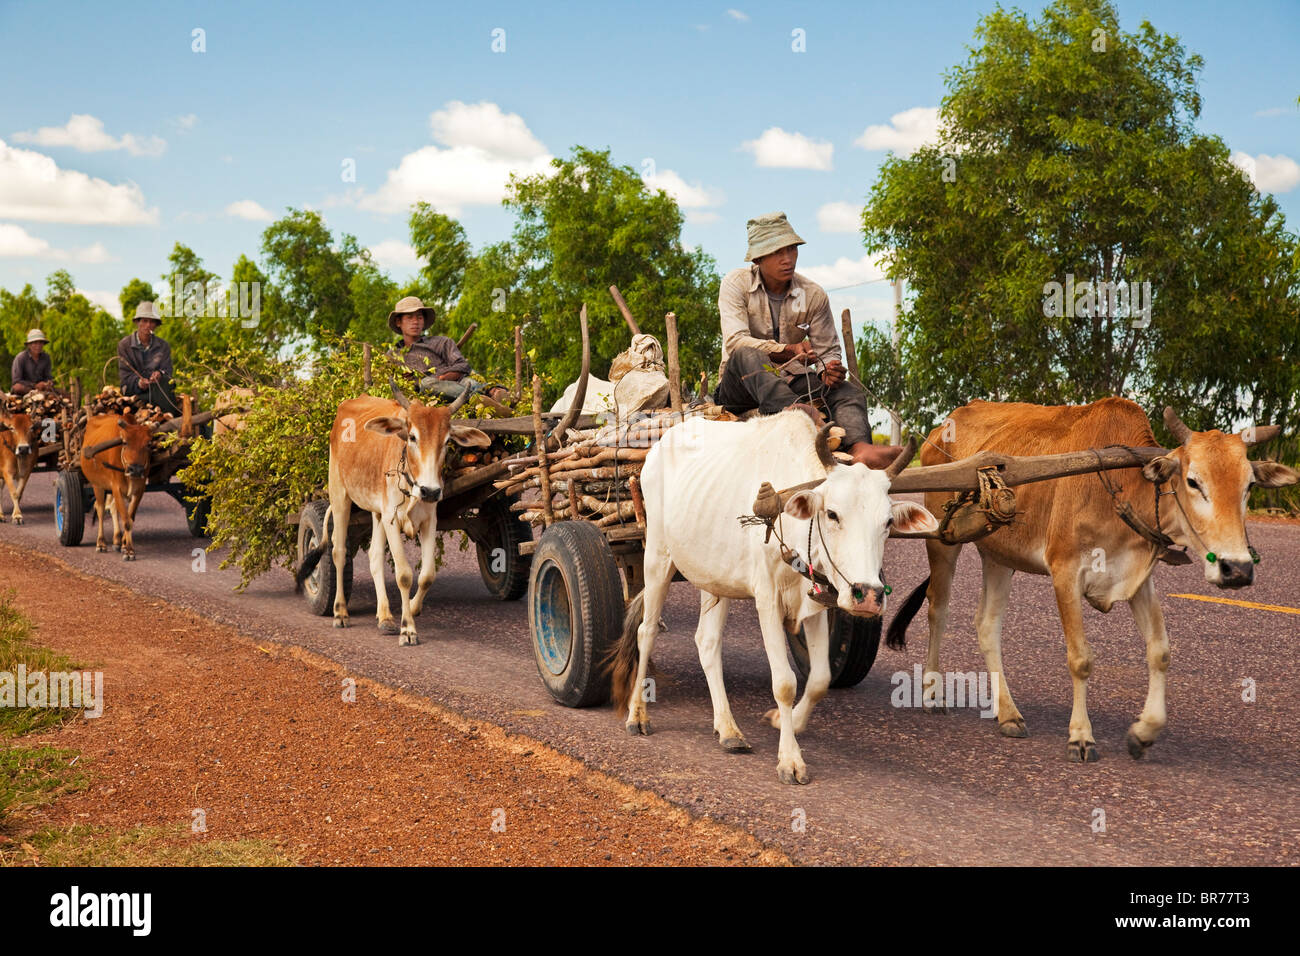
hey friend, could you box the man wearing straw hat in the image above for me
[118,301,178,412]
[10,329,55,396]
[388,295,506,403]
[714,211,901,469]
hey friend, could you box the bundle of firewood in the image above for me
[443,445,516,479]
[89,386,173,424]
[494,403,742,528]
[21,389,72,419]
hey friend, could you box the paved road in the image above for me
[3,469,1298,865]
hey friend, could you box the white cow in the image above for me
[608,409,938,784]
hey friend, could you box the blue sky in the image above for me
[1,0,1297,337]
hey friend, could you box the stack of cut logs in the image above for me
[21,389,72,420]
[494,404,740,528]
[88,385,174,424]
[443,445,514,480]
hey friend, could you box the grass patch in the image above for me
[4,823,299,867]
[0,589,84,738]
[0,745,87,820]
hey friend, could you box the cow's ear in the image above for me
[783,490,822,521]
[449,425,491,449]
[891,500,939,534]
[1252,460,1299,489]
[116,417,128,428]
[1142,455,1180,484]
[0,421,9,432]
[365,416,409,440]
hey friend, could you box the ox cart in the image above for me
[510,300,1167,709]
[53,392,219,546]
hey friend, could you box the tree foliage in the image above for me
[861,0,1300,481]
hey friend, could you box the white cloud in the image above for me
[225,199,274,222]
[357,101,553,215]
[642,168,723,209]
[1253,107,1292,118]
[817,201,862,233]
[174,113,199,131]
[0,140,158,224]
[800,253,889,291]
[13,114,165,157]
[1230,151,1300,194]
[77,288,121,315]
[726,8,749,21]
[0,222,112,263]
[855,107,941,156]
[369,240,421,273]
[740,127,833,171]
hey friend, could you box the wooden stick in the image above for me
[840,309,860,381]
[629,474,646,527]
[550,304,590,450]
[609,285,641,336]
[456,322,478,349]
[665,311,683,416]
[511,325,523,403]
[532,375,553,526]
[362,342,373,386]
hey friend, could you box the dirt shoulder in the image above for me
[0,542,787,866]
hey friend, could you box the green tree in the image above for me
[34,272,120,394]
[453,146,721,398]
[118,278,154,323]
[261,209,361,339]
[407,202,471,312]
[861,0,1300,461]
[0,284,46,390]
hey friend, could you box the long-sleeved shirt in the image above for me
[717,264,841,381]
[393,335,472,380]
[117,333,174,396]
[11,349,52,389]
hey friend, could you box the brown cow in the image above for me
[887,398,1297,762]
[0,405,39,525]
[295,383,490,645]
[80,412,153,560]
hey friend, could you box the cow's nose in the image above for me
[16,445,30,456]
[125,465,145,477]
[1217,559,1254,589]
[419,485,441,503]
[848,584,886,616]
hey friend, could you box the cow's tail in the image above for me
[603,589,651,718]
[885,575,930,650]
[294,506,334,593]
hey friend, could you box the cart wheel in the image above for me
[184,486,212,538]
[55,469,86,547]
[528,521,623,707]
[788,609,881,688]
[475,497,533,601]
[298,501,353,617]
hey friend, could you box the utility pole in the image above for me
[889,277,903,446]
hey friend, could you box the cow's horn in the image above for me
[389,378,411,411]
[1163,407,1192,445]
[814,423,837,470]
[446,384,471,415]
[1243,424,1281,447]
[884,436,918,479]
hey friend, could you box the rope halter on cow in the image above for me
[740,429,916,607]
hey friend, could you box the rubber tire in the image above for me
[475,497,533,600]
[55,469,86,547]
[528,521,624,707]
[298,500,353,617]
[788,609,881,689]
[184,487,212,538]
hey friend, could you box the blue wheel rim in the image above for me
[533,559,573,675]
[55,482,64,533]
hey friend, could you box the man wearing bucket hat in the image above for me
[714,211,901,468]
[388,295,505,403]
[117,301,178,411]
[10,329,55,396]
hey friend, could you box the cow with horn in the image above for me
[606,408,938,784]
[295,380,491,645]
[80,411,154,559]
[0,402,40,525]
[887,398,1298,763]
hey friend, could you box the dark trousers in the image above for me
[715,346,873,447]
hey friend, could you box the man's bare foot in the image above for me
[848,441,904,469]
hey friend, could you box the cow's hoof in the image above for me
[12,516,21,526]
[1066,741,1099,763]
[924,705,949,715]
[778,763,809,785]
[1125,730,1153,760]
[377,619,399,636]
[999,719,1029,738]
[123,553,135,562]
[719,735,751,753]
[398,631,420,646]
[625,720,651,736]
[333,618,350,629]
[95,544,106,553]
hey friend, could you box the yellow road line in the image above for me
[1171,593,1300,615]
